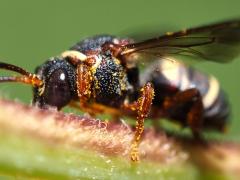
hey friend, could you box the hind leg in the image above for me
[163,88,204,137]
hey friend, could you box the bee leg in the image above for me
[163,88,204,138]
[123,82,154,161]
[69,101,121,117]
[187,95,204,139]
[69,101,98,117]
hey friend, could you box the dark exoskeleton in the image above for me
[1,19,240,161]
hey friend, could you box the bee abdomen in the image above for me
[188,68,230,129]
[140,59,230,131]
[202,86,230,131]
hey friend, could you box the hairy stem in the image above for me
[0,99,239,179]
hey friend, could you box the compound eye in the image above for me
[44,69,72,109]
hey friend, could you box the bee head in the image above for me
[33,57,77,109]
[0,57,77,110]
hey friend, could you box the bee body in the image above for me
[2,19,240,161]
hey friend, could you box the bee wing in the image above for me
[120,19,240,64]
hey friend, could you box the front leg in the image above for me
[123,83,154,161]
[69,101,121,118]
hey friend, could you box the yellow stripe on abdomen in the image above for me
[202,76,220,109]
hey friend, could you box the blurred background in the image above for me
[0,0,239,140]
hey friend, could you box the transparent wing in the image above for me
[120,19,240,64]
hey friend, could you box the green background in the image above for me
[0,0,239,140]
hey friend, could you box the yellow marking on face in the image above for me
[61,50,87,61]
[203,76,220,109]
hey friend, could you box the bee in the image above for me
[1,19,240,161]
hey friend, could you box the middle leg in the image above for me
[123,82,154,161]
